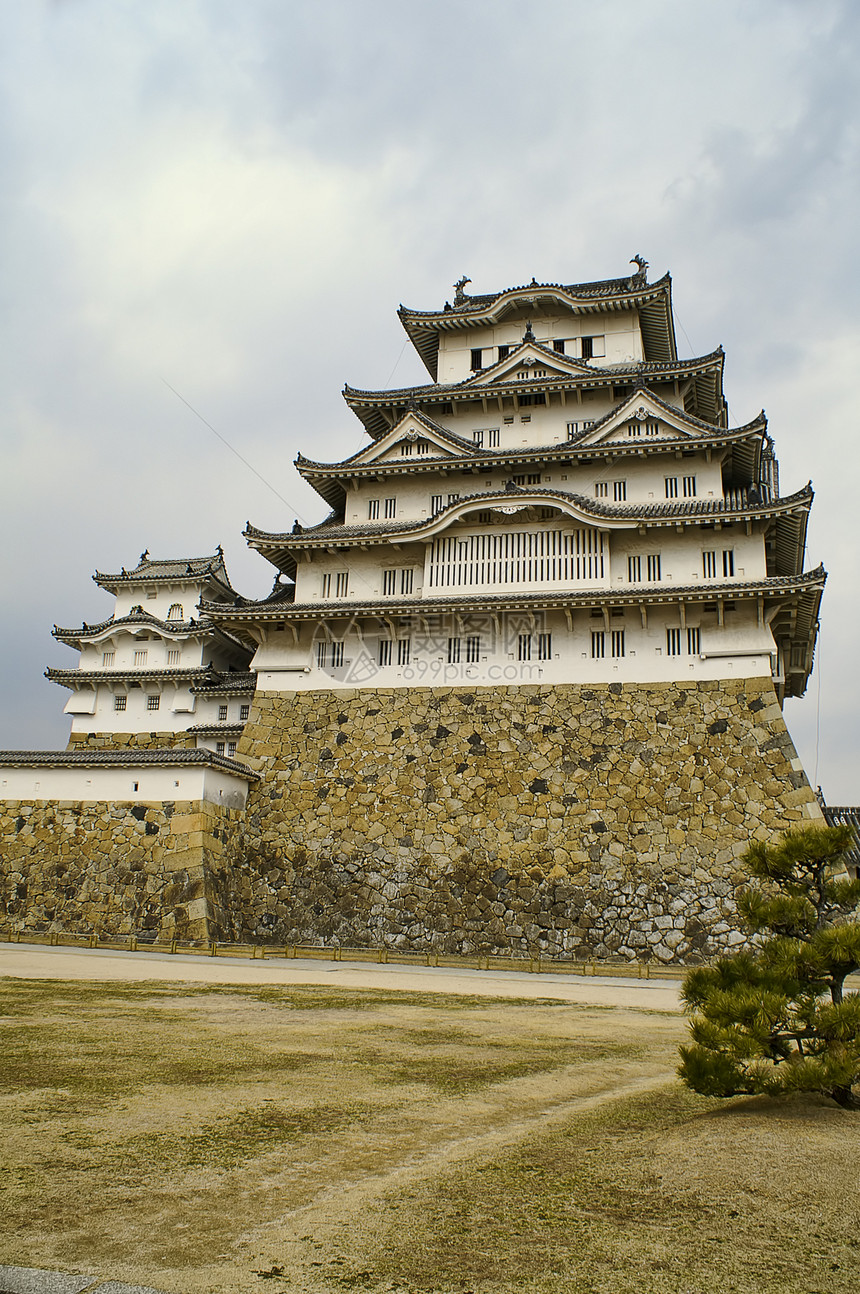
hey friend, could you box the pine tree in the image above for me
[678,824,860,1110]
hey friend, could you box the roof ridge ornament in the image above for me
[523,321,535,343]
[629,253,649,285]
[453,275,471,305]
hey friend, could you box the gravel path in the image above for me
[0,942,683,1010]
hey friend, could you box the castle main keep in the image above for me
[0,262,827,961]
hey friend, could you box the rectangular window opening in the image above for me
[591,630,605,659]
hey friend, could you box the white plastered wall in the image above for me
[0,764,253,807]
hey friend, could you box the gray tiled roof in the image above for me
[245,483,813,547]
[342,348,724,403]
[45,667,217,688]
[295,400,767,476]
[190,671,258,695]
[398,271,659,318]
[0,748,260,778]
[202,565,826,620]
[820,805,860,872]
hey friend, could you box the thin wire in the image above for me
[383,337,409,389]
[162,379,308,522]
[673,309,696,358]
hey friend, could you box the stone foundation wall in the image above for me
[0,799,243,941]
[66,731,196,751]
[221,678,823,962]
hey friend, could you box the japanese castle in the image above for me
[0,259,830,958]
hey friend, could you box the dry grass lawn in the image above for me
[1,977,858,1294]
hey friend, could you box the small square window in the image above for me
[397,638,411,666]
[553,339,565,354]
[216,741,225,755]
[591,631,605,659]
[667,628,682,656]
[595,482,609,498]
[378,638,392,667]
[466,635,480,663]
[331,641,345,668]
[537,632,552,661]
[431,494,443,514]
[488,429,500,447]
[240,704,250,720]
[335,571,348,597]
[114,694,127,712]
[228,741,237,756]
[382,569,397,596]
[368,499,380,520]
[470,348,483,371]
[133,649,147,668]
[218,704,228,721]
[167,648,180,666]
[102,651,115,668]
[384,497,397,519]
[611,630,625,659]
[447,637,461,665]
[665,476,679,499]
[613,480,627,502]
[147,694,160,711]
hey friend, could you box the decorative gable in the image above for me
[574,392,702,448]
[348,412,469,466]
[466,340,591,388]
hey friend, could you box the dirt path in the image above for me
[134,1064,679,1294]
[0,943,683,1011]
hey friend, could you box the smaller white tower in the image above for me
[47,550,255,752]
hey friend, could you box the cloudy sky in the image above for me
[1,0,857,800]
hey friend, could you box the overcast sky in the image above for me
[1,0,857,800]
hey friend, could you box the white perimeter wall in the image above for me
[0,763,252,808]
